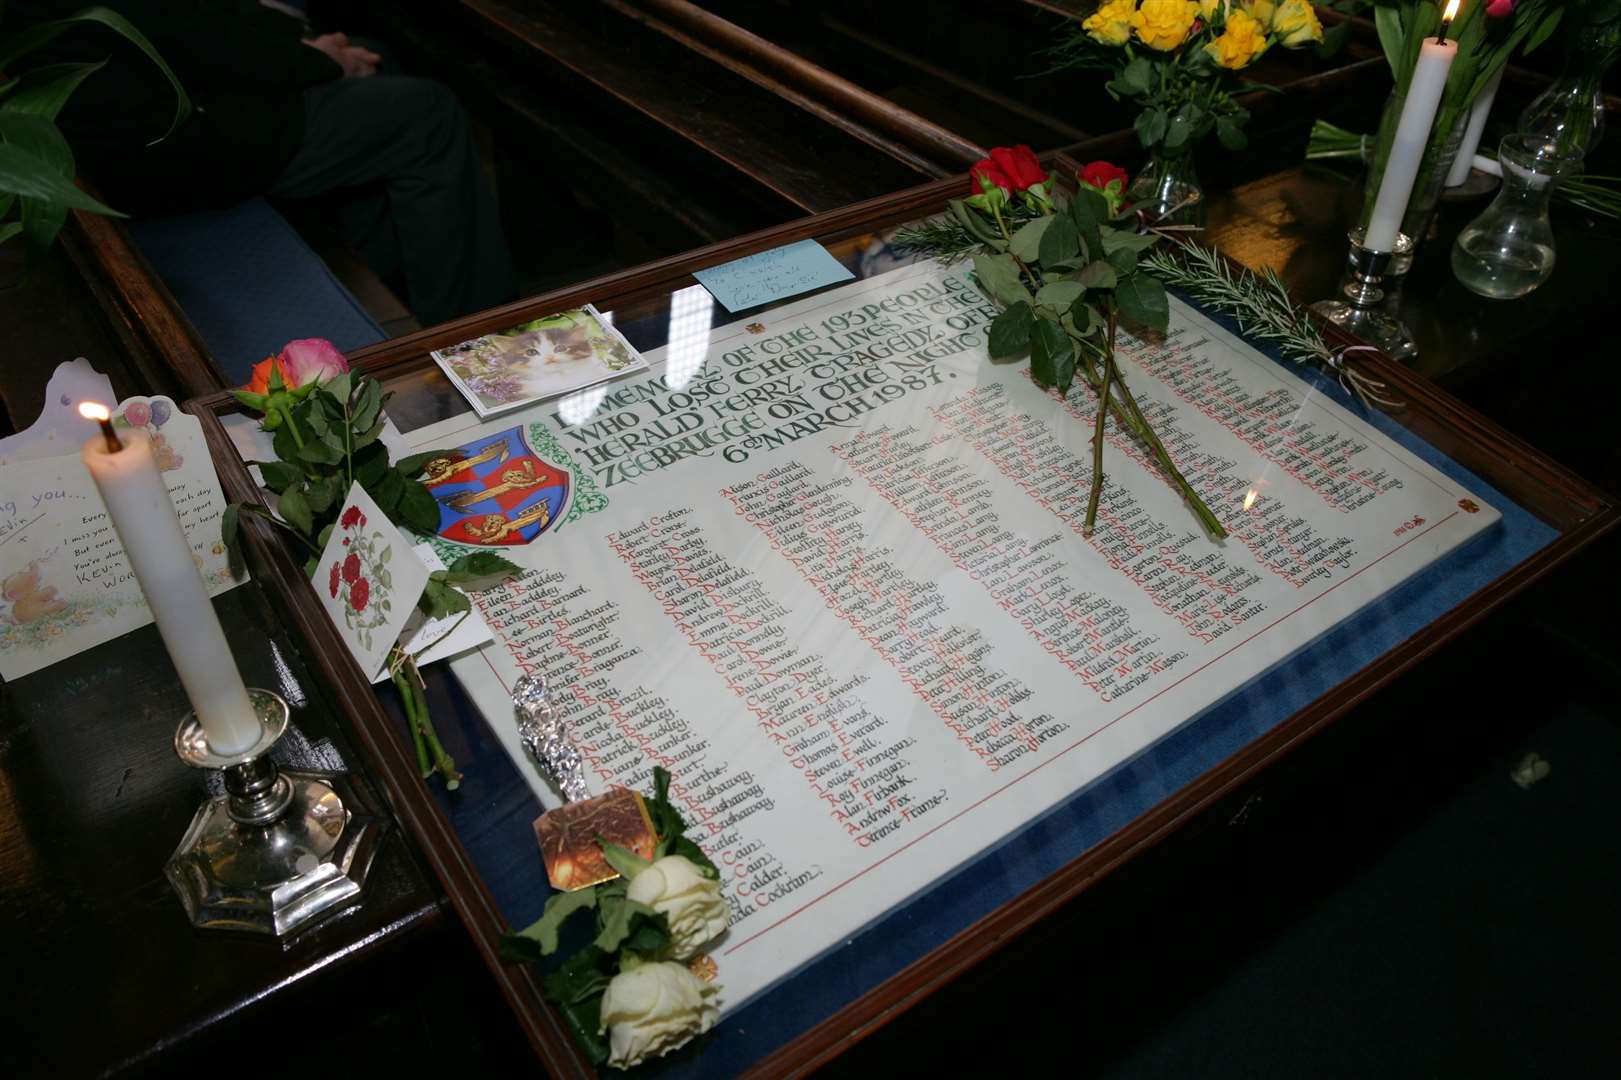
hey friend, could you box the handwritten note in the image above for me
[0,398,245,681]
[693,239,855,313]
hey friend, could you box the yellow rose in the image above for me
[1245,0,1277,28]
[1269,0,1323,46]
[1205,8,1269,68]
[1084,0,1136,47]
[1132,0,1201,51]
[1198,0,1227,17]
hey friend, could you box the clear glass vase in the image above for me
[1450,134,1582,300]
[1128,141,1205,228]
[1518,16,1620,161]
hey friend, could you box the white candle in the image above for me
[1365,7,1459,253]
[79,405,261,754]
[1446,66,1504,188]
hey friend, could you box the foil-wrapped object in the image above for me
[513,674,589,803]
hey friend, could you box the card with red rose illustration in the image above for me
[313,483,431,680]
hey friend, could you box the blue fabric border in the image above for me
[401,295,1557,1077]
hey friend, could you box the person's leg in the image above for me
[268,76,514,325]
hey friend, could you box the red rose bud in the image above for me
[970,157,1013,196]
[341,552,362,585]
[988,145,1048,192]
[349,577,370,612]
[1077,161,1131,215]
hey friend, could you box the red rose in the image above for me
[970,156,1013,195]
[341,553,362,584]
[328,563,340,598]
[348,577,370,612]
[989,145,1046,191]
[1078,161,1129,193]
[340,506,362,529]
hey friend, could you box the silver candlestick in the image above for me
[1312,229,1418,362]
[165,688,381,936]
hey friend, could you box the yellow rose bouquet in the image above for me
[1054,1,1325,222]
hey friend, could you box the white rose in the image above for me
[626,854,729,959]
[599,960,720,1069]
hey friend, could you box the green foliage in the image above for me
[1,6,191,253]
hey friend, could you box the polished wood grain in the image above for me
[187,171,1616,1076]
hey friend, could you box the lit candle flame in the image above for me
[1242,489,1259,512]
[80,401,123,452]
[1442,0,1460,20]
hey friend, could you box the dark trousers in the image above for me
[268,75,515,326]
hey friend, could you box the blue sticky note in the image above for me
[692,239,855,313]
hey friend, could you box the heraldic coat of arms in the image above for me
[423,427,571,546]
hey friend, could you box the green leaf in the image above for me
[257,460,302,493]
[1164,111,1192,151]
[971,252,1030,309]
[372,467,405,514]
[1069,187,1107,257]
[1007,215,1053,263]
[296,439,341,465]
[221,503,240,549]
[0,142,118,215]
[1135,107,1168,149]
[1029,317,1075,394]
[986,301,1035,358]
[278,486,313,537]
[417,576,472,619]
[950,198,1005,249]
[398,449,451,477]
[322,372,353,407]
[1106,247,1139,278]
[538,944,613,1007]
[1115,272,1170,334]
[442,551,522,591]
[354,441,389,487]
[1,62,106,121]
[316,522,334,552]
[1101,228,1158,257]
[1216,116,1248,152]
[1076,261,1117,291]
[397,477,440,533]
[1117,56,1153,96]
[0,6,192,140]
[353,419,386,451]
[1037,214,1081,267]
[598,841,653,882]
[353,380,383,434]
[1034,279,1085,311]
[505,887,598,959]
[303,475,338,514]
[592,896,662,954]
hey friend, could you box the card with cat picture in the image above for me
[431,305,648,418]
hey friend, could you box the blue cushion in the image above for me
[127,199,386,385]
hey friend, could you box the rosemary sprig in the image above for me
[1142,242,1403,409]
[892,216,982,265]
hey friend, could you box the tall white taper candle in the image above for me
[1364,23,1459,252]
[1446,66,1504,188]
[79,407,261,754]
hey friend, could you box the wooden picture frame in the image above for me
[186,175,1618,1078]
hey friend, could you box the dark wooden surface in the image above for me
[0,585,446,1078]
[187,167,1616,1076]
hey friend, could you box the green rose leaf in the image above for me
[598,840,654,882]
[1069,187,1107,259]
[1066,296,1094,335]
[352,419,386,451]
[397,448,451,477]
[397,477,441,533]
[1107,246,1139,278]
[971,252,1031,309]
[1034,279,1085,312]
[442,551,523,591]
[504,886,599,959]
[1135,106,1168,148]
[296,439,341,466]
[254,459,301,493]
[278,486,313,537]
[417,575,472,619]
[1076,260,1118,291]
[1101,228,1158,257]
[1115,272,1171,334]
[372,468,405,514]
[1029,317,1076,394]
[1008,215,1053,263]
[1216,116,1248,151]
[1165,112,1192,151]
[951,198,1006,249]
[322,372,353,406]
[987,300,1035,358]
[593,895,664,954]
[1037,215,1081,267]
[1118,56,1153,96]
